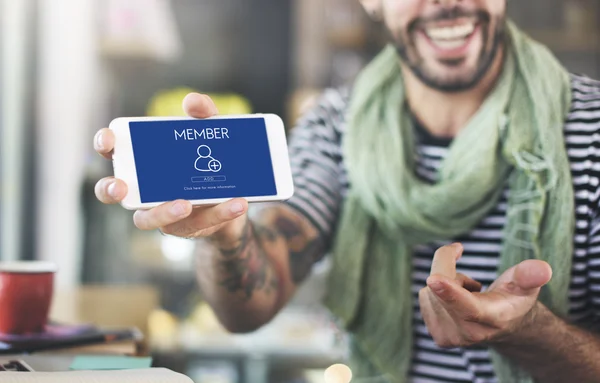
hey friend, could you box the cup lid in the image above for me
[0,261,58,274]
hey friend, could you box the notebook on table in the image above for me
[0,324,142,355]
[0,368,193,383]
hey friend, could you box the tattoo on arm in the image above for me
[214,206,326,300]
[275,216,324,283]
[216,220,279,300]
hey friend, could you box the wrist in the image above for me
[492,301,555,347]
[209,216,251,253]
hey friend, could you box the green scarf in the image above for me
[324,22,574,383]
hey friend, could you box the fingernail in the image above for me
[230,202,244,214]
[171,202,186,217]
[107,181,118,199]
[203,94,218,113]
[451,243,463,252]
[95,131,104,150]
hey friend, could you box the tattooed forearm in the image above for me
[214,206,325,296]
[201,205,326,305]
[195,204,328,332]
[275,216,324,283]
[215,220,279,300]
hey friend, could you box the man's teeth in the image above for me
[432,39,467,49]
[426,23,475,41]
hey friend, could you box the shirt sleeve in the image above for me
[283,88,349,248]
[572,76,600,322]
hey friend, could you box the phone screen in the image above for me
[129,117,278,203]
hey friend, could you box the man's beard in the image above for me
[392,8,506,93]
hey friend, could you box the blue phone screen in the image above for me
[129,117,278,203]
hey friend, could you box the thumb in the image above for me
[183,93,219,118]
[509,260,553,294]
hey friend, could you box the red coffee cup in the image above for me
[0,261,57,335]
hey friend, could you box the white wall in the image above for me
[1,0,34,262]
[36,0,101,288]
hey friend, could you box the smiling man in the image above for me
[390,0,504,91]
[94,1,600,382]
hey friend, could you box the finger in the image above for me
[430,243,463,279]
[456,273,482,292]
[427,275,482,321]
[162,198,248,237]
[94,128,115,160]
[419,287,446,336]
[182,93,219,118]
[133,200,194,231]
[510,260,552,295]
[95,177,128,204]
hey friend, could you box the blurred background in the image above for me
[1,0,599,382]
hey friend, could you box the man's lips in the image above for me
[418,20,481,57]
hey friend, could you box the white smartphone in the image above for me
[109,114,294,210]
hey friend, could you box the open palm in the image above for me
[419,243,553,348]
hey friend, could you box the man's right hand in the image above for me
[93,93,248,245]
[94,92,325,333]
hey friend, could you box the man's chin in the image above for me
[437,58,467,67]
[412,68,484,93]
[396,44,495,92]
[407,53,495,92]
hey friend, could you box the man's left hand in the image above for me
[419,243,553,348]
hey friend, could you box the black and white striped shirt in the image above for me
[284,74,600,383]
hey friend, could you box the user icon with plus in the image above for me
[194,145,222,172]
